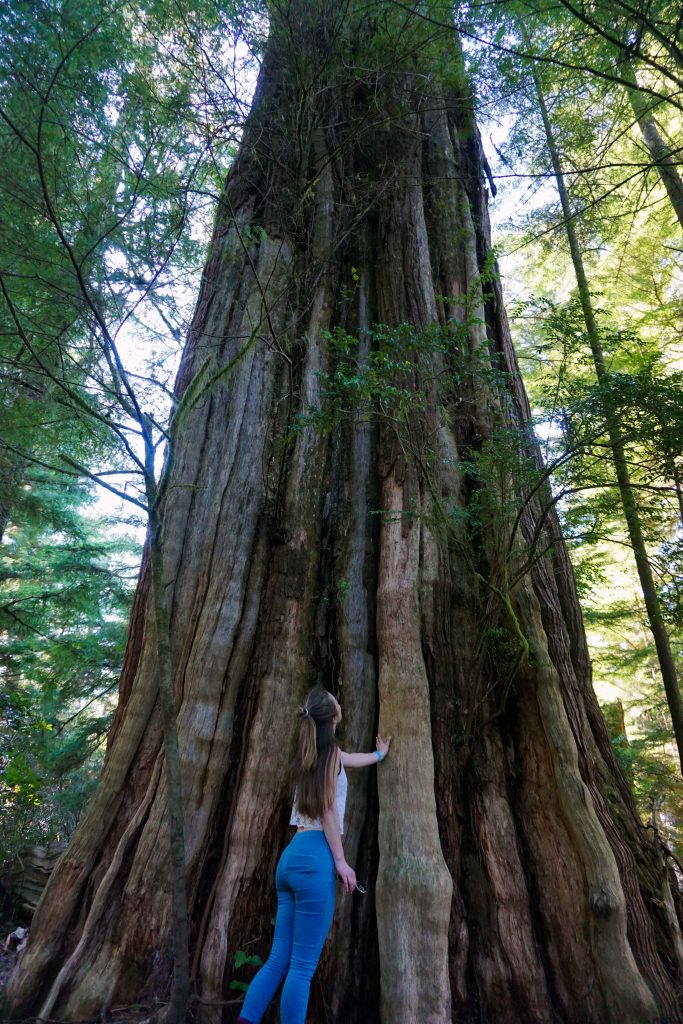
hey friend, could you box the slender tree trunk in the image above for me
[673,461,683,528]
[529,57,683,779]
[148,510,191,1024]
[621,58,683,232]
[6,6,683,1023]
[0,447,25,546]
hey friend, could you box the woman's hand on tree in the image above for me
[335,858,357,893]
[376,733,392,759]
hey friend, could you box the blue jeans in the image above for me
[239,829,336,1024]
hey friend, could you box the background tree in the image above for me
[0,472,135,867]
[459,0,683,859]
[526,42,683,773]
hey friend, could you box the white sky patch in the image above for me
[88,35,261,540]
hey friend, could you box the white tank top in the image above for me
[289,760,347,835]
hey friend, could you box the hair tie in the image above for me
[302,707,309,717]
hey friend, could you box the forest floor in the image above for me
[1,905,244,1022]
[0,914,153,1022]
[1,909,20,990]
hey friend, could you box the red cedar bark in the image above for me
[6,6,683,1023]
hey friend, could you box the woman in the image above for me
[237,685,392,1024]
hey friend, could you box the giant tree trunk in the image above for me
[6,5,683,1023]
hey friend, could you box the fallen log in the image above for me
[0,843,66,917]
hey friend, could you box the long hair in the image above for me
[290,686,339,820]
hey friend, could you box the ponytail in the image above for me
[299,710,317,773]
[290,686,339,820]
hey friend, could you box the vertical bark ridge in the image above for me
[424,89,555,1021]
[513,673,607,1019]
[372,119,453,1020]
[48,233,299,1012]
[319,263,380,1023]
[467,722,553,1024]
[196,141,341,1020]
[514,577,658,1022]
[188,516,272,964]
[107,546,151,740]
[165,233,291,688]
[421,88,484,1016]
[533,537,683,993]
[39,754,164,1017]
[429,420,474,1013]
[375,470,453,1023]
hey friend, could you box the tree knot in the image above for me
[589,887,616,918]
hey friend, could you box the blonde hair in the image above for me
[290,686,339,820]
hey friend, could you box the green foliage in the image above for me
[524,301,683,849]
[289,299,500,435]
[519,296,683,612]
[287,322,452,434]
[471,0,683,843]
[229,948,262,992]
[0,469,136,864]
[0,0,261,515]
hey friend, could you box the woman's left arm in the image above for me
[341,733,392,769]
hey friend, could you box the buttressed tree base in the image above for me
[7,4,683,1022]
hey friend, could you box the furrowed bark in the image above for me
[515,576,658,1022]
[195,131,339,1022]
[317,262,381,1023]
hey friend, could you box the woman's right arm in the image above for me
[321,801,356,893]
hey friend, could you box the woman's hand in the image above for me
[376,733,392,759]
[335,857,357,893]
